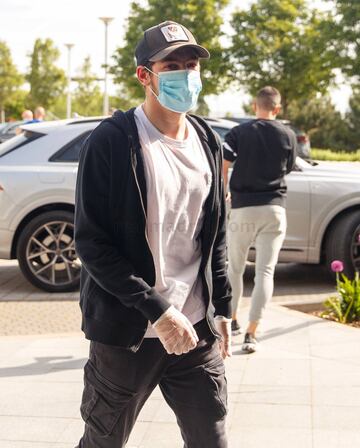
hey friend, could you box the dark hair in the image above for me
[143,61,154,70]
[256,86,281,111]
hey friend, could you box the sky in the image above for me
[0,0,352,116]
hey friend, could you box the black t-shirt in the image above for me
[224,119,297,208]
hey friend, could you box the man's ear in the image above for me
[136,66,150,87]
[273,104,282,116]
[252,101,257,113]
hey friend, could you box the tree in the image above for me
[72,56,103,117]
[287,96,351,150]
[0,41,23,122]
[346,88,360,150]
[330,0,360,82]
[229,0,338,116]
[26,38,66,110]
[111,0,230,105]
[4,89,28,120]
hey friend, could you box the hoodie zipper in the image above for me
[130,148,153,262]
[203,212,220,338]
[201,140,221,338]
[130,146,155,351]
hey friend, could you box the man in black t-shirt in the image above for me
[223,86,297,353]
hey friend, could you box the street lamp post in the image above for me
[64,43,74,119]
[99,17,114,116]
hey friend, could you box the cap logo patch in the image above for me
[160,24,188,42]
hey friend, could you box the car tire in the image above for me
[325,211,360,278]
[17,210,80,292]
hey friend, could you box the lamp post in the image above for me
[99,17,114,116]
[64,43,74,119]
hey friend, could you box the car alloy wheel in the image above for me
[26,220,80,287]
[17,210,81,292]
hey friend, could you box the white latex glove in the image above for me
[153,306,199,355]
[214,316,232,359]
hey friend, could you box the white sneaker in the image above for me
[242,333,258,353]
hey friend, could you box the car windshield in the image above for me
[0,130,45,158]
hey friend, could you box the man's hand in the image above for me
[214,317,232,359]
[153,306,199,355]
[225,192,231,203]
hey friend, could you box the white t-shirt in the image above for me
[134,105,212,337]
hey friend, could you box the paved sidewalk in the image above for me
[0,260,335,336]
[0,304,359,448]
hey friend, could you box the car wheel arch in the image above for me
[10,202,75,259]
[320,205,360,263]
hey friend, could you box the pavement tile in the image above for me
[312,405,360,430]
[126,421,151,447]
[0,261,359,448]
[229,402,312,429]
[56,418,83,444]
[0,415,77,443]
[240,358,311,386]
[311,357,360,386]
[137,422,183,448]
[232,384,311,405]
[312,386,360,407]
[228,427,313,448]
[137,396,163,421]
[313,429,360,448]
[0,380,81,418]
[0,442,73,448]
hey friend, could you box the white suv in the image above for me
[0,119,100,291]
[1,118,359,292]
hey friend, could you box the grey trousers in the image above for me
[228,205,287,322]
[76,320,228,448]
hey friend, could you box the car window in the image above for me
[210,126,231,142]
[7,122,22,133]
[0,131,45,158]
[50,131,92,162]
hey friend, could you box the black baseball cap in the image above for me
[135,21,210,66]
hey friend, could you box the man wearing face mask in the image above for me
[74,21,232,448]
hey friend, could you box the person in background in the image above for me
[21,107,46,125]
[15,110,34,135]
[21,110,34,123]
[33,106,45,122]
[223,86,297,353]
[75,20,231,448]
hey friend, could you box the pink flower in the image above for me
[331,260,344,273]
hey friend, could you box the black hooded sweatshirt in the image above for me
[74,108,231,351]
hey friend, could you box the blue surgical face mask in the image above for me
[146,68,202,113]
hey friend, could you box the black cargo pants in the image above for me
[76,320,228,448]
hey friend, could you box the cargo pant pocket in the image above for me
[80,360,136,437]
[201,355,228,419]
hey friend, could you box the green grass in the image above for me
[311,148,360,162]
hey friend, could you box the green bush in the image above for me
[311,148,360,162]
[322,267,360,324]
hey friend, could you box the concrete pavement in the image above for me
[1,303,360,447]
[0,260,335,336]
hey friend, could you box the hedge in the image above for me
[311,148,360,162]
